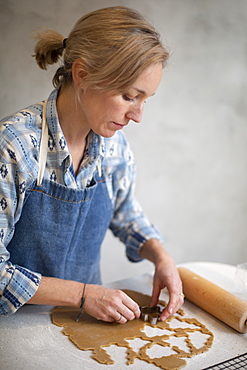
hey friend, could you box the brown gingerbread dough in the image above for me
[52,289,214,370]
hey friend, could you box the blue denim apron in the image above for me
[7,101,113,284]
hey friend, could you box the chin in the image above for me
[96,130,117,138]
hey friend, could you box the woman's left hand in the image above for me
[140,239,184,321]
[151,254,184,320]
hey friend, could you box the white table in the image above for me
[0,262,247,369]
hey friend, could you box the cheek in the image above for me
[101,105,121,119]
[110,100,126,116]
[92,95,126,121]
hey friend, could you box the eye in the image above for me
[123,94,134,102]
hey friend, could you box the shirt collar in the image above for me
[45,88,105,168]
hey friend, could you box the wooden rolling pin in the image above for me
[178,267,247,333]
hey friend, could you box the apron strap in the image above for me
[37,100,48,187]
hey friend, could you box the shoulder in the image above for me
[0,103,43,138]
[0,102,43,167]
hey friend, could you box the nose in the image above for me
[126,102,144,123]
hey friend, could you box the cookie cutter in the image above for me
[139,305,162,325]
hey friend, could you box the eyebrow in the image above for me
[133,87,156,97]
[133,87,145,95]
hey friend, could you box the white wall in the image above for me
[1,0,247,283]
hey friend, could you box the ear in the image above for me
[72,58,87,88]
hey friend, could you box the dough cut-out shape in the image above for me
[52,289,214,370]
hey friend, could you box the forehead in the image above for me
[130,63,163,97]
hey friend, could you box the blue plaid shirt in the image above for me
[0,89,162,315]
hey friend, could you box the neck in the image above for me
[56,84,89,175]
[56,84,89,146]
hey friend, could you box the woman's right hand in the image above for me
[27,277,139,324]
[83,285,140,324]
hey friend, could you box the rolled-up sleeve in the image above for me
[107,136,163,262]
[0,123,41,315]
[0,259,41,315]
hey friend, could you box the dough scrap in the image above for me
[52,289,214,370]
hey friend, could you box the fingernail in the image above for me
[168,308,173,314]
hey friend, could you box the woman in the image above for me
[0,6,183,323]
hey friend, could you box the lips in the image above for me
[112,122,125,129]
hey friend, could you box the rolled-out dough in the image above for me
[52,289,214,370]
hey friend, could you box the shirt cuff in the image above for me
[0,265,41,315]
[125,226,163,262]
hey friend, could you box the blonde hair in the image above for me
[34,6,169,92]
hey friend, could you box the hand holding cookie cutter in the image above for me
[139,305,162,325]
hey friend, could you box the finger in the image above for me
[159,291,184,321]
[121,307,136,321]
[115,312,127,324]
[151,281,161,307]
[121,294,140,319]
